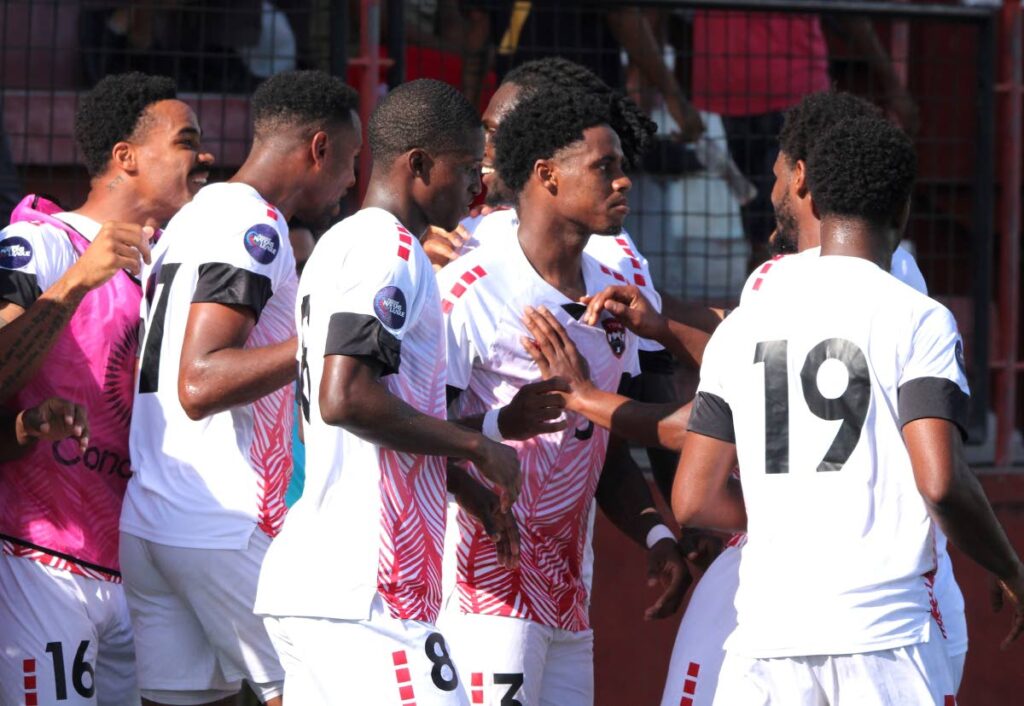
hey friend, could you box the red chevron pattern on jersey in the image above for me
[450,320,628,630]
[247,273,296,538]
[613,236,648,286]
[375,304,448,623]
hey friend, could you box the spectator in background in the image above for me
[461,1,703,139]
[690,10,917,265]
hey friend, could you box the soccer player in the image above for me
[674,115,1024,705]
[121,70,359,706]
[435,86,684,706]
[254,78,520,706]
[659,90,970,706]
[0,72,211,706]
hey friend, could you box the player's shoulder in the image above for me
[470,207,518,242]
[0,219,75,272]
[738,252,803,304]
[437,242,503,317]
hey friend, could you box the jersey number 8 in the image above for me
[754,337,870,474]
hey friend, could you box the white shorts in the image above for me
[660,541,742,706]
[437,609,593,706]
[712,637,956,706]
[0,552,138,706]
[119,529,284,703]
[265,594,469,706]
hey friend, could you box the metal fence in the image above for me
[0,0,1020,461]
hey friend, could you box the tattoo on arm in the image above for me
[0,298,78,402]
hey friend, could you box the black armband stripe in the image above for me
[325,312,402,377]
[898,377,970,440]
[0,271,42,309]
[688,391,736,443]
[192,263,273,321]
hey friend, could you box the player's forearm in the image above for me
[178,337,298,420]
[330,375,489,462]
[686,477,747,533]
[654,318,714,368]
[595,435,666,548]
[572,386,682,449]
[0,278,88,404]
[606,7,683,105]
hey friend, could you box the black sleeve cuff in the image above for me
[688,391,736,443]
[325,312,402,376]
[0,271,42,309]
[898,377,970,440]
[193,263,273,321]
[639,349,675,375]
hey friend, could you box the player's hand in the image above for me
[991,564,1024,649]
[422,224,468,271]
[498,378,571,440]
[677,529,725,573]
[452,469,521,570]
[16,397,89,452]
[521,305,594,412]
[582,285,667,341]
[471,438,521,513]
[645,537,691,620]
[69,222,154,289]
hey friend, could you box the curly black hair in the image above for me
[495,88,622,194]
[503,57,656,168]
[251,70,359,138]
[779,91,883,165]
[74,72,177,177]
[369,79,480,163]
[806,116,916,226]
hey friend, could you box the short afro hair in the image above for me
[779,91,883,165]
[495,88,619,194]
[74,72,177,177]
[251,70,359,138]
[503,57,656,169]
[806,116,916,226]
[369,79,480,163]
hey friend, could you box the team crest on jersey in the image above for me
[243,224,279,264]
[374,286,407,329]
[601,318,626,358]
[0,236,33,269]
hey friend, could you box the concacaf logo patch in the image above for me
[0,236,33,269]
[243,224,279,264]
[374,286,407,329]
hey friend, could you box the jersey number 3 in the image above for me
[754,337,870,474]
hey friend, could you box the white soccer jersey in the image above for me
[739,242,969,659]
[0,212,99,306]
[440,232,640,632]
[690,254,970,658]
[455,209,664,352]
[123,182,297,549]
[739,243,927,304]
[255,207,448,624]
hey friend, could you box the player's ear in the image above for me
[408,148,433,183]
[309,130,329,169]
[535,158,556,194]
[793,159,809,198]
[110,141,137,175]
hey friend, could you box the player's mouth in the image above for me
[188,171,209,190]
[609,199,629,215]
[481,165,495,176]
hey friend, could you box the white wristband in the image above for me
[482,409,505,442]
[646,524,675,549]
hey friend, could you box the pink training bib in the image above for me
[0,195,143,581]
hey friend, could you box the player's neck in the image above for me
[819,216,891,268]
[74,179,156,226]
[517,209,588,299]
[363,177,429,237]
[230,149,302,221]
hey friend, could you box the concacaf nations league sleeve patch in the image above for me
[243,224,280,264]
[373,286,407,329]
[0,236,33,269]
